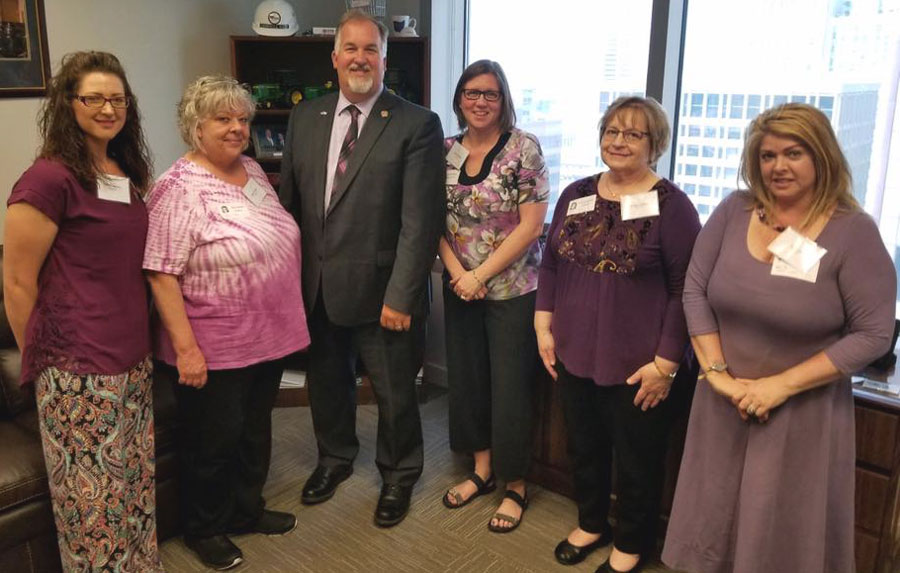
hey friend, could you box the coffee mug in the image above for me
[391,15,417,35]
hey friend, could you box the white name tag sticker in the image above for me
[767,227,827,273]
[242,179,268,206]
[217,202,249,220]
[446,169,460,186]
[446,141,469,169]
[97,175,131,204]
[620,191,660,220]
[771,255,819,283]
[566,194,597,216]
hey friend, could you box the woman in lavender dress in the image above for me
[662,103,896,573]
[439,60,548,533]
[143,76,309,570]
[536,96,700,573]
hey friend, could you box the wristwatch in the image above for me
[706,361,728,374]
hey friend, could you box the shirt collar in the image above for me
[336,88,382,119]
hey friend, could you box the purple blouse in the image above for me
[536,174,700,385]
[8,158,151,385]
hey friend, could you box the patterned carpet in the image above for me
[159,392,682,572]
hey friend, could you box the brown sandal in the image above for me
[442,472,496,509]
[487,489,528,533]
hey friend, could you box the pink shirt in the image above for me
[143,156,309,369]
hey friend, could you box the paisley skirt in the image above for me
[36,356,164,572]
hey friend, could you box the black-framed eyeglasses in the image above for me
[72,94,130,109]
[602,128,650,143]
[462,89,501,102]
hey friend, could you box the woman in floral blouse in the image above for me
[439,60,548,534]
[536,96,699,573]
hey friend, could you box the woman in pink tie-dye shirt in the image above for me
[143,75,309,571]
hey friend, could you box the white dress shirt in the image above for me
[324,89,382,213]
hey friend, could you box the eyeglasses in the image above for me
[602,128,650,143]
[73,94,130,109]
[462,89,501,102]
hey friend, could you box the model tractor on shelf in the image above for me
[251,69,305,109]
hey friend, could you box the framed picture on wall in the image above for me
[251,124,286,159]
[0,0,51,97]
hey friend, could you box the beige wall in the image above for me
[0,0,428,236]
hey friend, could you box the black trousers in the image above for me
[161,359,284,538]
[443,286,537,482]
[559,360,691,554]
[306,296,425,487]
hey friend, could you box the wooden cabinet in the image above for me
[230,35,430,173]
[853,391,900,573]
[529,378,900,571]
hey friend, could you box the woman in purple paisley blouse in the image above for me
[4,52,162,572]
[535,96,700,573]
[438,60,548,534]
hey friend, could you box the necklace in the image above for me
[756,206,786,232]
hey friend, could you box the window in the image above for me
[668,0,900,310]
[467,0,900,311]
[729,94,744,118]
[468,0,653,220]
[700,166,713,177]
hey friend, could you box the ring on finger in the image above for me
[747,405,756,415]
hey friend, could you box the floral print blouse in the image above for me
[444,128,549,300]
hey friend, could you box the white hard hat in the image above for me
[252,0,299,37]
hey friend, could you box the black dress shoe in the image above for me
[301,464,353,505]
[184,535,243,571]
[229,509,298,536]
[554,527,614,565]
[374,483,413,527]
[595,555,645,573]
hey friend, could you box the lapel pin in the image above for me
[320,111,328,116]
[381,110,389,118]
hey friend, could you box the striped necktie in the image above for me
[333,104,361,188]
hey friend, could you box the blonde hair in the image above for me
[740,102,858,228]
[177,75,255,152]
[599,96,670,169]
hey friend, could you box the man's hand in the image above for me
[380,304,412,331]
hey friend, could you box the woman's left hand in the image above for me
[452,270,487,301]
[627,361,673,411]
[734,376,791,422]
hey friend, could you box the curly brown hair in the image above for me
[37,51,152,193]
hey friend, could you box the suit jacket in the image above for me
[279,90,446,326]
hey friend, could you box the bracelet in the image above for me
[653,361,677,380]
[471,269,486,288]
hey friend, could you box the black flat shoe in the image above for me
[184,535,243,571]
[374,483,413,527]
[595,555,645,573]
[301,464,353,505]
[229,509,297,536]
[554,527,614,565]
[442,471,496,509]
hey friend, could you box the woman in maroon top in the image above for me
[3,52,161,572]
[535,96,700,573]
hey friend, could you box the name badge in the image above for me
[767,227,827,273]
[771,255,820,283]
[242,178,268,207]
[217,202,249,220]
[620,191,659,221]
[97,175,131,204]
[446,169,460,186]
[566,194,597,216]
[446,141,469,169]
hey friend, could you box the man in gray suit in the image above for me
[279,10,445,527]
